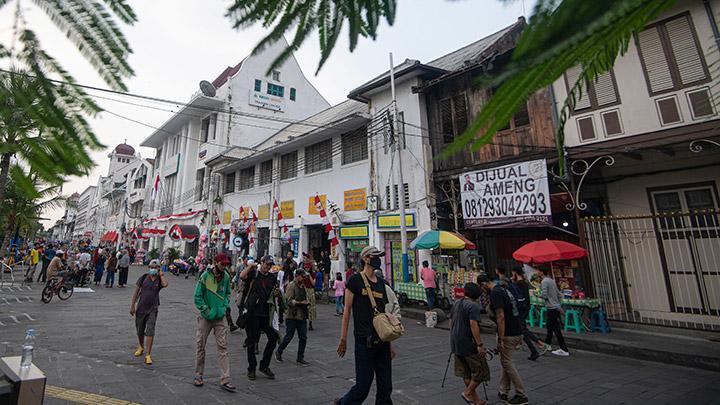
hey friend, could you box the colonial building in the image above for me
[551,0,720,330]
[140,37,330,255]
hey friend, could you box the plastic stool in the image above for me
[538,307,548,328]
[590,308,611,333]
[527,304,539,327]
[564,309,582,333]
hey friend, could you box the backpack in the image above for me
[505,282,529,314]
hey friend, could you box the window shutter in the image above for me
[637,27,674,93]
[452,94,468,134]
[439,98,454,143]
[666,15,707,86]
[565,66,591,110]
[593,72,618,106]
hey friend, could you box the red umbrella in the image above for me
[512,240,587,264]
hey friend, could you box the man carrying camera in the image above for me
[275,269,310,365]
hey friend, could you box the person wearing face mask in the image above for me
[334,246,394,405]
[129,259,168,366]
[193,253,236,392]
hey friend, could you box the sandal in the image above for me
[193,376,204,387]
[221,382,237,393]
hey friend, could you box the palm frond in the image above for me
[226,0,397,74]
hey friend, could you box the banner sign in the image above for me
[258,204,270,220]
[281,200,295,219]
[344,188,367,211]
[308,194,327,215]
[377,213,416,229]
[338,225,369,239]
[459,159,551,229]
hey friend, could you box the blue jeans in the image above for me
[277,318,307,361]
[335,295,344,314]
[339,338,393,405]
[425,288,436,309]
[105,271,115,286]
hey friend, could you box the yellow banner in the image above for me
[281,200,295,219]
[344,188,366,211]
[239,206,250,218]
[222,211,231,225]
[339,225,369,239]
[308,194,327,215]
[258,204,270,220]
[377,213,416,228]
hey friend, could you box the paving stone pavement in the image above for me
[1,266,719,405]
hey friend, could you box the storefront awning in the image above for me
[168,224,200,242]
[100,231,118,242]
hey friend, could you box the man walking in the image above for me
[539,267,570,356]
[419,260,437,309]
[240,255,280,381]
[276,269,310,365]
[129,259,167,365]
[37,244,56,283]
[450,282,489,405]
[213,254,238,332]
[478,273,528,405]
[335,246,394,405]
[193,253,236,392]
[25,245,39,282]
[510,267,549,360]
[117,249,131,287]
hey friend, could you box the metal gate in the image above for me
[583,210,720,331]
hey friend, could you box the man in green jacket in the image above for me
[276,269,310,365]
[193,253,236,392]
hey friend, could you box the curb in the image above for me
[400,308,720,372]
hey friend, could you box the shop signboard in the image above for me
[459,159,551,229]
[258,204,270,220]
[308,194,327,215]
[222,211,232,225]
[248,90,285,111]
[377,213,416,229]
[338,224,369,239]
[343,188,366,211]
[281,200,295,219]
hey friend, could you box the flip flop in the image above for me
[193,376,203,387]
[461,393,473,404]
[221,382,237,393]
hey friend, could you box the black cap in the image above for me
[261,255,274,264]
[476,272,491,284]
[464,282,482,300]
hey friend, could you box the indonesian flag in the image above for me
[213,209,221,226]
[314,194,338,246]
[151,174,160,201]
[273,199,289,239]
[240,206,248,229]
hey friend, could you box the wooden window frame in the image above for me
[635,11,711,97]
[238,166,255,190]
[280,151,298,180]
[267,83,285,97]
[259,159,273,186]
[439,92,468,144]
[305,139,333,174]
[564,69,621,114]
[341,127,368,165]
[224,172,236,194]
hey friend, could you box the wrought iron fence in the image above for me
[583,210,720,331]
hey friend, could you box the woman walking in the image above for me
[93,248,105,286]
[105,250,118,288]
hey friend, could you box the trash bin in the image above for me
[0,356,46,404]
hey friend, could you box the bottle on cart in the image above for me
[20,328,35,368]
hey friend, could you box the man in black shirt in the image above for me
[450,282,489,405]
[335,246,393,405]
[240,255,280,381]
[511,267,549,361]
[478,273,528,405]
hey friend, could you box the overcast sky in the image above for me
[0,0,530,227]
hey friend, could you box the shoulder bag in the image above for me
[360,272,404,342]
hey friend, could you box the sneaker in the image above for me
[498,392,509,402]
[528,352,539,361]
[259,367,275,379]
[144,354,152,365]
[134,346,144,357]
[247,371,256,381]
[508,395,529,405]
[297,359,310,366]
[538,344,550,355]
[275,351,283,362]
[552,349,570,357]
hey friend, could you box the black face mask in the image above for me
[368,257,382,270]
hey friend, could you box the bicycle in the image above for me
[41,270,75,303]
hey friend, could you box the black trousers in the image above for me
[519,311,540,356]
[545,308,568,352]
[246,316,278,372]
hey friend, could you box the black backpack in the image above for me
[505,282,529,314]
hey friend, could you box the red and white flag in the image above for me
[213,209,221,226]
[314,195,338,246]
[151,174,161,201]
[273,199,289,239]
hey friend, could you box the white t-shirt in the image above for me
[79,252,92,267]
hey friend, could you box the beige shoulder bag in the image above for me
[360,272,404,342]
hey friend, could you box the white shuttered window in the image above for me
[637,13,708,96]
[565,66,619,113]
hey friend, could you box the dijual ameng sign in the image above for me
[459,159,551,229]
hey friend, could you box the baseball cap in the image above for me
[215,253,230,265]
[360,246,384,258]
[294,269,307,277]
[261,255,274,264]
[476,272,491,284]
[149,259,160,267]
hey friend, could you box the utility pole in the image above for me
[389,52,410,283]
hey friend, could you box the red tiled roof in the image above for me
[212,60,243,88]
